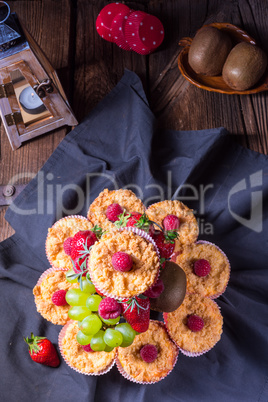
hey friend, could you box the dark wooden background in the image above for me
[1,0,267,241]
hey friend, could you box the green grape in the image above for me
[115,323,136,347]
[104,328,123,348]
[81,279,95,294]
[86,295,102,311]
[68,306,91,321]
[78,321,82,329]
[76,330,92,346]
[80,314,102,335]
[104,344,114,353]
[66,289,88,306]
[90,330,106,351]
[100,316,120,326]
[65,269,77,283]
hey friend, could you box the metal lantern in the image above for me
[0,2,77,150]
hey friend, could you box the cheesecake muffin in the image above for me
[164,293,223,356]
[88,230,160,299]
[46,215,94,270]
[59,320,116,375]
[116,320,178,383]
[87,188,145,232]
[175,241,230,298]
[33,268,79,325]
[146,200,199,253]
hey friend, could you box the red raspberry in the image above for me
[51,289,67,306]
[163,214,180,231]
[82,344,94,352]
[98,297,122,319]
[63,237,73,255]
[140,344,158,363]
[194,259,211,277]
[112,252,133,272]
[106,203,124,222]
[143,278,164,298]
[187,315,204,332]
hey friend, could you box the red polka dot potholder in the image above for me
[96,2,130,42]
[124,11,164,54]
[111,8,133,50]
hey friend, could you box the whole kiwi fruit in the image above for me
[150,261,186,313]
[188,25,233,76]
[222,42,267,90]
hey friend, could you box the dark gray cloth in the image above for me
[0,70,267,402]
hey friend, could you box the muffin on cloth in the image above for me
[46,215,94,270]
[87,188,145,231]
[164,293,223,356]
[116,320,178,384]
[175,241,230,298]
[59,320,116,375]
[33,268,78,325]
[88,230,160,299]
[146,200,199,253]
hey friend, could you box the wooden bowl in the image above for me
[178,22,268,94]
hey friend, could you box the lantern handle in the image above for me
[0,1,10,24]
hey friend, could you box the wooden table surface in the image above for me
[0,0,267,241]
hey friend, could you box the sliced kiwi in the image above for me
[188,25,233,76]
[150,261,186,313]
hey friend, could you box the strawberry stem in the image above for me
[92,225,105,239]
[114,210,131,228]
[24,333,45,354]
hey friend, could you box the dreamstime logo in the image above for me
[228,170,263,233]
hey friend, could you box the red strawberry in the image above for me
[72,255,87,275]
[121,295,150,333]
[112,251,133,272]
[51,290,67,306]
[106,203,124,222]
[126,212,142,228]
[163,214,180,231]
[187,315,204,332]
[126,212,154,236]
[94,285,105,297]
[24,333,60,367]
[71,230,97,261]
[153,231,175,259]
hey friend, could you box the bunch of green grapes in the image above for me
[65,269,136,352]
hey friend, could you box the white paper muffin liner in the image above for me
[195,240,231,299]
[45,215,93,270]
[163,298,222,357]
[88,227,161,300]
[115,320,178,384]
[33,267,76,326]
[35,266,67,287]
[58,321,116,376]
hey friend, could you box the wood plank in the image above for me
[148,0,268,154]
[73,0,148,122]
[0,0,73,241]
